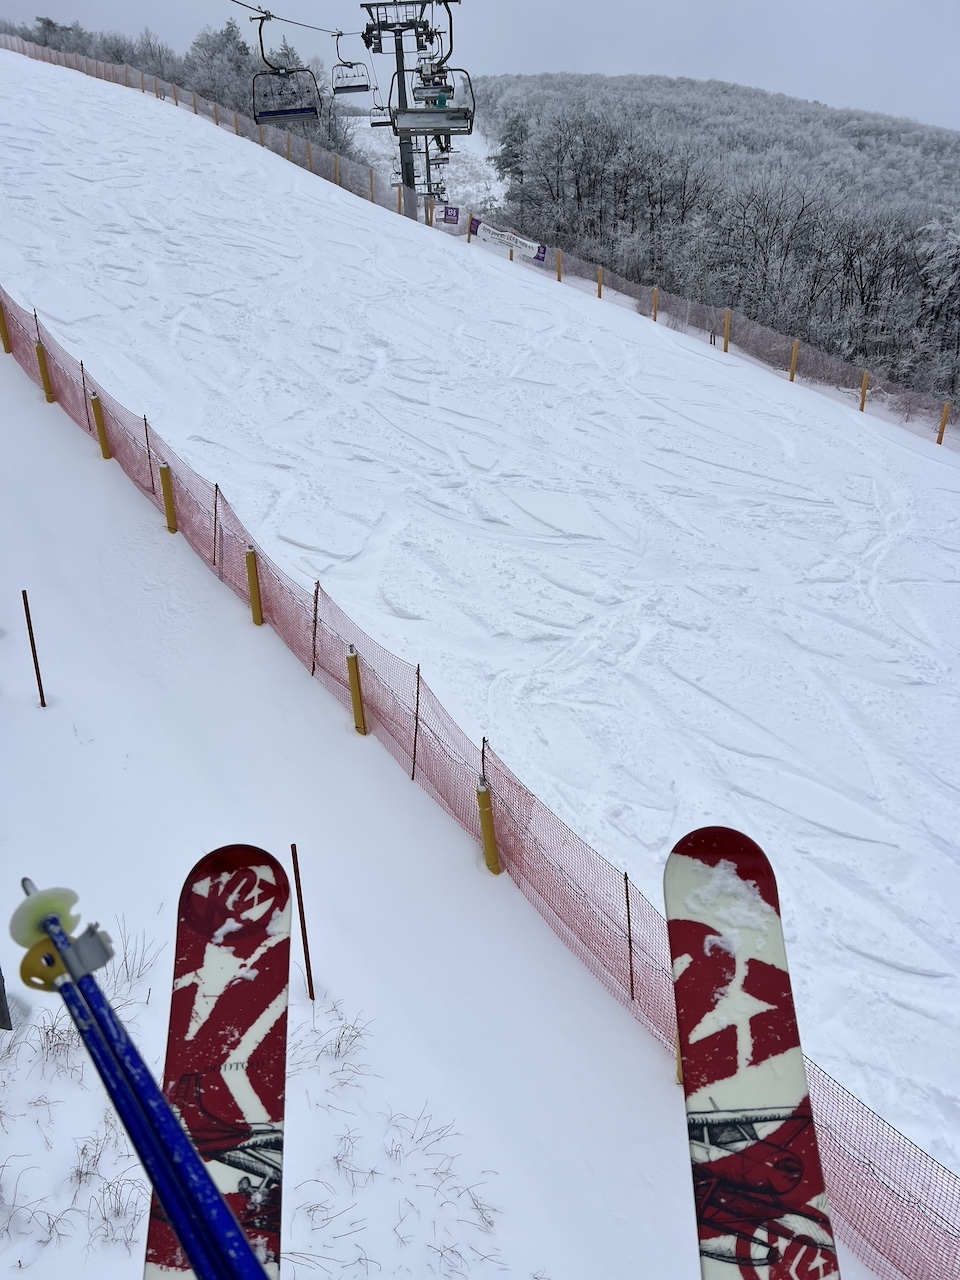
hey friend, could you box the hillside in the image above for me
[1,44,959,1278]
[475,72,960,399]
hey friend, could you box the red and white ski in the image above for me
[144,845,291,1279]
[664,826,839,1279]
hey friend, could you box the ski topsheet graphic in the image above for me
[145,846,291,1279]
[664,827,839,1279]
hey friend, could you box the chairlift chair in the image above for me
[392,106,473,136]
[390,68,475,138]
[331,32,371,95]
[412,78,454,104]
[332,62,371,94]
[253,68,321,125]
[250,15,321,127]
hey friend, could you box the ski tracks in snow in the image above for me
[3,50,960,1173]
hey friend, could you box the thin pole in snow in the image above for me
[290,844,315,1001]
[624,871,635,1002]
[21,590,46,708]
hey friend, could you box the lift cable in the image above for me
[229,0,363,38]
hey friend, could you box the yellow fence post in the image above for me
[428,199,434,227]
[159,465,178,533]
[346,644,368,735]
[476,780,502,875]
[172,84,178,106]
[307,139,313,172]
[90,394,112,459]
[723,308,732,353]
[369,167,375,201]
[234,110,240,135]
[35,342,55,403]
[509,247,514,263]
[597,266,603,298]
[286,132,292,161]
[859,371,869,412]
[259,123,264,146]
[789,339,800,383]
[192,91,198,115]
[245,547,264,626]
[214,102,219,126]
[334,153,340,185]
[0,300,11,354]
[937,402,951,445]
[557,248,562,282]
[652,286,659,322]
[397,185,402,215]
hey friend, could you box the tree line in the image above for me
[477,74,960,399]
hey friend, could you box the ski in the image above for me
[8,879,268,1280]
[663,826,840,1279]
[145,845,292,1280]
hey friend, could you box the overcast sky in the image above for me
[5,0,959,131]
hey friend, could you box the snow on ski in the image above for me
[145,845,292,1279]
[664,826,839,1279]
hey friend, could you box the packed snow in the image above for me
[0,44,957,1275]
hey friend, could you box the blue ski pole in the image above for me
[11,882,270,1280]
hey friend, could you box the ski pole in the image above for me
[47,916,268,1280]
[52,967,231,1280]
[12,885,270,1280]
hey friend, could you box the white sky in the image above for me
[4,0,960,131]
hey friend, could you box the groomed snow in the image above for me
[0,43,956,1262]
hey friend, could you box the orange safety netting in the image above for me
[2,39,960,1279]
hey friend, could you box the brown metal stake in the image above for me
[310,581,320,677]
[143,416,156,492]
[411,664,421,780]
[22,590,46,708]
[290,844,315,1001]
[624,871,635,1002]
[212,483,220,570]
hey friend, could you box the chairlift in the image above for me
[390,68,475,138]
[331,32,371,95]
[370,105,393,127]
[412,79,453,104]
[392,105,473,136]
[333,63,371,94]
[412,56,453,103]
[250,15,320,126]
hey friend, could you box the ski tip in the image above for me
[665,826,780,913]
[669,826,767,862]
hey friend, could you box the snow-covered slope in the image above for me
[1,42,958,1207]
[1,354,721,1279]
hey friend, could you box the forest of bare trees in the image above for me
[477,74,960,398]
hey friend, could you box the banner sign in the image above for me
[469,217,546,262]
[442,205,459,224]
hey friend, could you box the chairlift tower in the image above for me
[362,2,473,211]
